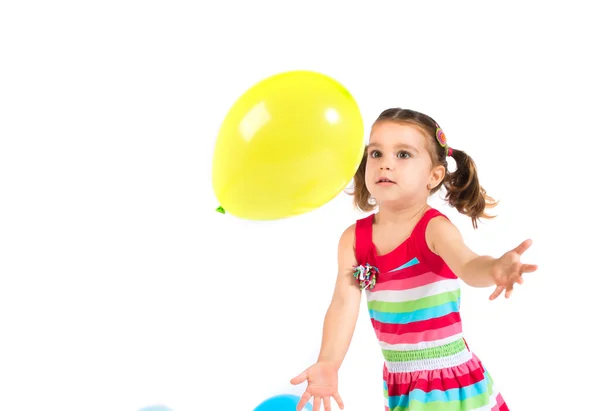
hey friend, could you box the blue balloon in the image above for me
[254,394,312,411]
[138,405,173,411]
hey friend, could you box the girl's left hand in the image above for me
[489,239,538,300]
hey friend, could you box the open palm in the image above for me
[489,239,538,300]
[290,362,344,411]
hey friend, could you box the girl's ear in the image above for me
[430,164,446,188]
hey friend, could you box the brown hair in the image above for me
[348,108,498,229]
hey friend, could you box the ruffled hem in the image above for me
[382,354,508,411]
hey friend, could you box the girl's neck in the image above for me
[374,202,430,227]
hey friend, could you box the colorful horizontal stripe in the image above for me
[382,339,466,362]
[372,311,462,335]
[370,301,459,324]
[368,289,461,313]
[379,334,464,351]
[368,278,460,303]
[377,322,463,345]
[373,271,450,291]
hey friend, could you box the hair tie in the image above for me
[447,147,453,157]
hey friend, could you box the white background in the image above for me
[1,1,598,410]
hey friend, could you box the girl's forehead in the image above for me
[369,122,429,148]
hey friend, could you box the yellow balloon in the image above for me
[212,70,364,220]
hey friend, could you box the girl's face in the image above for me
[365,121,443,207]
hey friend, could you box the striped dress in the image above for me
[354,208,508,411]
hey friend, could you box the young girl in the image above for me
[290,108,537,411]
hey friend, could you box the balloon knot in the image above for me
[216,206,225,214]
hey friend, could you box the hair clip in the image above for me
[436,126,447,147]
[435,126,450,156]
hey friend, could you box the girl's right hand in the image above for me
[290,361,344,411]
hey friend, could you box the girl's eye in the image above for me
[369,150,381,158]
[397,151,411,159]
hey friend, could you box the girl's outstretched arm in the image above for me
[426,216,538,299]
[316,223,362,369]
[290,225,362,411]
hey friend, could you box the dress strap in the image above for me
[411,208,448,239]
[354,214,374,266]
[411,207,457,278]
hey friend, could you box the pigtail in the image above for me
[444,149,498,229]
[346,147,375,212]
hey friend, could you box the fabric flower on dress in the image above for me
[353,263,379,290]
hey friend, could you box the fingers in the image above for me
[505,287,514,298]
[290,370,308,385]
[501,280,514,298]
[333,392,344,409]
[489,285,504,300]
[513,239,533,255]
[296,391,311,411]
[521,264,538,273]
[297,394,341,411]
[492,274,527,300]
[314,396,322,411]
